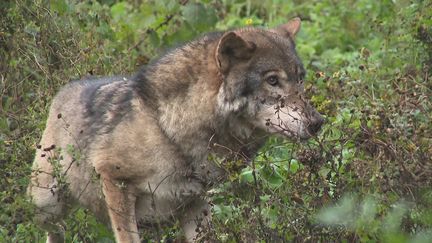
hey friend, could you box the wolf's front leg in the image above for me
[102,177,140,243]
[180,198,211,242]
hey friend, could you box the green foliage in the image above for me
[1,0,431,242]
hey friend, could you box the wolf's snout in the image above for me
[307,113,324,136]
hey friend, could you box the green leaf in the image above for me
[260,166,284,188]
[288,159,302,173]
[163,23,195,45]
[50,0,68,15]
[318,167,331,178]
[110,2,129,21]
[239,168,254,184]
[182,3,217,32]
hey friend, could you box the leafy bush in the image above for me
[1,0,431,242]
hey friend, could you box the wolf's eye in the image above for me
[266,75,279,86]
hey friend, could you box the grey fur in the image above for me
[28,18,323,242]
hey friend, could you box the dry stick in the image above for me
[127,14,174,53]
[251,157,269,238]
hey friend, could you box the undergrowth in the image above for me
[1,0,431,242]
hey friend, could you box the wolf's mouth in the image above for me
[267,123,312,140]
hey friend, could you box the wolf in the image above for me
[28,17,324,242]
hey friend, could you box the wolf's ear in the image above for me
[216,32,256,75]
[274,17,301,38]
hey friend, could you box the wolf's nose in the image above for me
[308,115,324,136]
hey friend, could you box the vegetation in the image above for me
[1,0,431,242]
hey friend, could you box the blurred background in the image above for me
[0,0,431,242]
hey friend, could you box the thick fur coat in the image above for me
[28,18,324,242]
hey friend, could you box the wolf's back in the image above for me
[41,77,127,149]
[28,76,132,227]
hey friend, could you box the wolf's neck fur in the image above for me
[134,34,262,167]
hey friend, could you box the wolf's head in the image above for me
[216,18,324,140]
